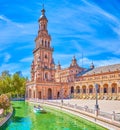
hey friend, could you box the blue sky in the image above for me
[0,0,120,77]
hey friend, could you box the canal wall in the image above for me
[0,107,14,129]
[28,100,120,130]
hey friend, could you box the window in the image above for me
[45,41,47,47]
[44,24,46,29]
[42,40,43,46]
[48,42,50,47]
[45,73,48,79]
[45,54,47,59]
[45,66,47,69]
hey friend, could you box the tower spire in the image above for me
[42,0,45,9]
[42,3,44,9]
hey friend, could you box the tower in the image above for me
[57,61,61,70]
[31,7,55,82]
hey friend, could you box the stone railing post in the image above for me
[112,111,115,121]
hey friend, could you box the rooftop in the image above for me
[77,64,120,76]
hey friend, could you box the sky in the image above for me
[0,0,120,77]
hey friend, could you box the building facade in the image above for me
[26,8,120,100]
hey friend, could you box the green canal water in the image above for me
[2,101,108,130]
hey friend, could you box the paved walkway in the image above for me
[51,99,120,114]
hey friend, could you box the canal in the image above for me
[2,101,108,130]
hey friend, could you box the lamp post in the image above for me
[60,74,63,105]
[94,83,99,116]
[61,87,63,105]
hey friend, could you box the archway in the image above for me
[76,86,80,93]
[89,85,93,93]
[48,88,52,99]
[82,85,86,94]
[71,86,74,93]
[29,89,32,98]
[103,84,108,93]
[38,91,41,99]
[57,92,60,99]
[33,91,35,98]
[111,83,117,93]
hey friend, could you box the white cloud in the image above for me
[0,15,37,51]
[82,0,120,36]
[4,53,11,62]
[94,57,120,67]
[20,56,33,62]
[16,45,34,50]
[21,68,30,78]
[0,63,21,74]
[78,56,120,68]
[0,15,11,22]
[0,62,31,78]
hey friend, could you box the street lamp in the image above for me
[61,87,63,105]
[94,83,99,116]
[60,74,63,105]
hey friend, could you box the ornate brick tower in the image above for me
[31,7,55,82]
[26,7,70,100]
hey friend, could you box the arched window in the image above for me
[48,42,50,47]
[45,72,48,80]
[45,41,47,47]
[42,40,43,46]
[44,24,46,30]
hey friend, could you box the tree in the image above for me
[0,94,10,115]
[0,71,27,98]
[1,70,11,77]
[15,71,23,77]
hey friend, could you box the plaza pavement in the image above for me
[51,99,120,114]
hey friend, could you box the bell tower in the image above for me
[31,6,55,82]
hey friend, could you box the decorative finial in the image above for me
[42,0,45,9]
[41,0,45,15]
[90,61,94,69]
[58,61,60,65]
[73,55,76,60]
